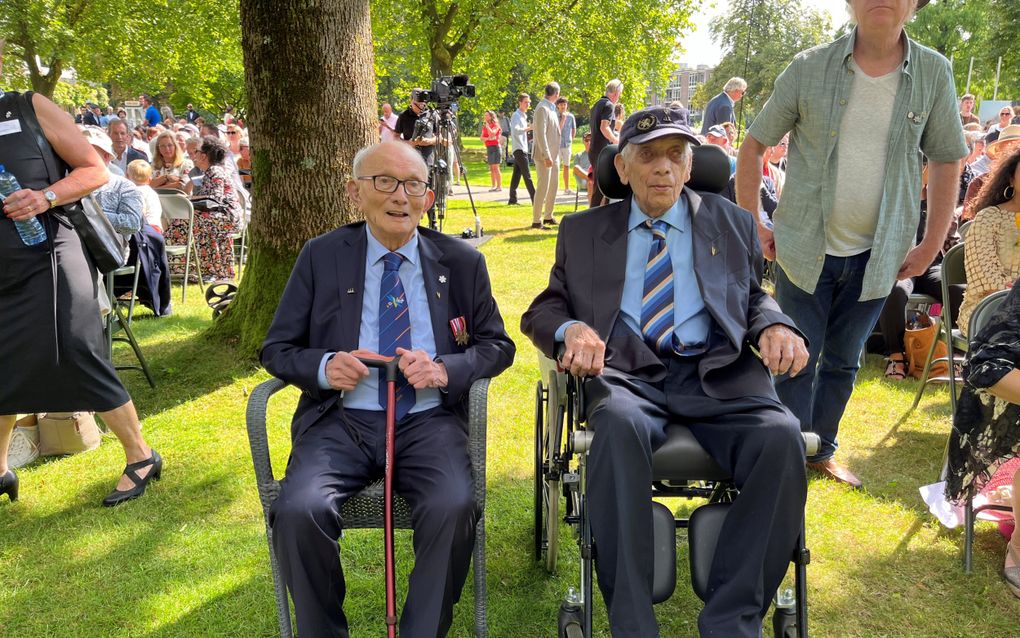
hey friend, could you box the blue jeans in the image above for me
[774,252,887,462]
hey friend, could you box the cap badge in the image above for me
[636,115,657,132]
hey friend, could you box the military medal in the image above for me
[450,316,469,346]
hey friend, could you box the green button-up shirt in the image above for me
[748,29,968,301]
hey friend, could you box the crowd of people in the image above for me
[3,0,1020,636]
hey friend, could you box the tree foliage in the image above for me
[700,0,830,125]
[0,0,242,112]
[372,0,697,125]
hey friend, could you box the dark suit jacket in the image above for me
[521,189,800,401]
[262,222,516,443]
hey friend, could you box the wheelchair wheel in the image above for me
[534,382,545,562]
[543,368,570,573]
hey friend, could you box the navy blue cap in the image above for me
[618,106,700,152]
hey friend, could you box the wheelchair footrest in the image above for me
[688,502,731,602]
[651,501,677,604]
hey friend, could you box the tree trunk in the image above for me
[211,0,377,356]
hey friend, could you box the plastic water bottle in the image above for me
[0,165,47,246]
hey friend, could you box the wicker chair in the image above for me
[245,376,490,637]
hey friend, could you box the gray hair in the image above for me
[544,82,560,98]
[605,79,623,96]
[724,77,748,93]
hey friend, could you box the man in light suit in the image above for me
[261,141,515,638]
[522,106,809,638]
[532,81,562,229]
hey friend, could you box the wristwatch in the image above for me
[44,190,58,208]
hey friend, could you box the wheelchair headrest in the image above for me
[595,143,732,200]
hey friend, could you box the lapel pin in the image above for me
[439,275,447,284]
[711,245,718,256]
[436,291,441,299]
[346,288,355,294]
[4,112,10,119]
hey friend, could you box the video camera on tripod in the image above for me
[408,75,481,238]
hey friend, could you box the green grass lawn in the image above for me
[2,165,1018,637]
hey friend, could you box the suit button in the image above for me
[318,405,326,413]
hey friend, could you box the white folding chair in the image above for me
[159,193,204,303]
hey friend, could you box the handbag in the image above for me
[16,91,127,274]
[905,317,950,379]
[36,412,102,456]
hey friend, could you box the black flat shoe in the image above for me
[0,469,18,502]
[102,450,162,507]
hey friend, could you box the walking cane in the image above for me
[357,353,402,638]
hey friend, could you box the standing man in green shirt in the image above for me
[736,0,967,488]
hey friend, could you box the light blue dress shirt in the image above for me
[317,228,441,413]
[555,195,713,350]
[510,109,529,153]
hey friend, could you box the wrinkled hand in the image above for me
[3,189,49,222]
[561,323,606,377]
[324,350,373,391]
[897,243,939,280]
[396,347,448,389]
[758,324,809,377]
[757,225,776,262]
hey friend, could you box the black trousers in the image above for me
[508,149,535,204]
[584,361,807,638]
[877,264,965,355]
[269,405,477,638]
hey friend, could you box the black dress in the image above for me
[0,90,129,414]
[945,282,1020,501]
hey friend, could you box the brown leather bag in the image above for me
[905,321,950,379]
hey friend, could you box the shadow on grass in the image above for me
[851,426,948,507]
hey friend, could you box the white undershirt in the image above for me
[827,58,901,256]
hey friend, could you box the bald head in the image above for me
[352,141,428,181]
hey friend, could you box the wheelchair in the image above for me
[532,143,818,638]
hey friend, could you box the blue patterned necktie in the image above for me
[378,252,414,420]
[641,220,676,355]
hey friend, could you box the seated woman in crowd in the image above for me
[945,279,1020,598]
[165,136,242,282]
[958,144,1020,336]
[150,131,194,195]
[963,126,1019,221]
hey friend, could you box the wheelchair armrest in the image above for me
[468,378,491,511]
[802,432,821,458]
[245,377,289,511]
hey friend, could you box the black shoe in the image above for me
[0,469,18,502]
[103,450,162,507]
[508,200,519,206]
[530,222,545,230]
[542,218,558,226]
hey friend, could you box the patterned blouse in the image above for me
[958,205,1020,336]
[945,282,1020,501]
[153,160,195,189]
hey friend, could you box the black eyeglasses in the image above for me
[357,175,428,196]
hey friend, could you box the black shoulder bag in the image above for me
[18,91,126,274]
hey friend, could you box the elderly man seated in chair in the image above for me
[261,140,515,638]
[521,106,810,638]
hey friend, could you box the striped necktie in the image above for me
[641,219,676,355]
[378,252,414,420]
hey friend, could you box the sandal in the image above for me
[102,450,162,507]
[884,353,907,380]
[205,280,238,318]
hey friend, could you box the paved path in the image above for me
[447,179,589,209]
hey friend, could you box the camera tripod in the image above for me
[429,108,481,238]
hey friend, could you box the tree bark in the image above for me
[211,0,377,356]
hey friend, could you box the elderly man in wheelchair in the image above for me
[522,105,814,638]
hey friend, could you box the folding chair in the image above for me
[246,377,492,637]
[911,243,967,411]
[955,289,1012,572]
[103,259,155,388]
[533,143,817,638]
[159,192,204,303]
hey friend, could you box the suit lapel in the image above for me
[417,233,452,352]
[337,225,368,353]
[593,199,630,336]
[688,188,731,338]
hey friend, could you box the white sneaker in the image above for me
[9,426,40,468]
